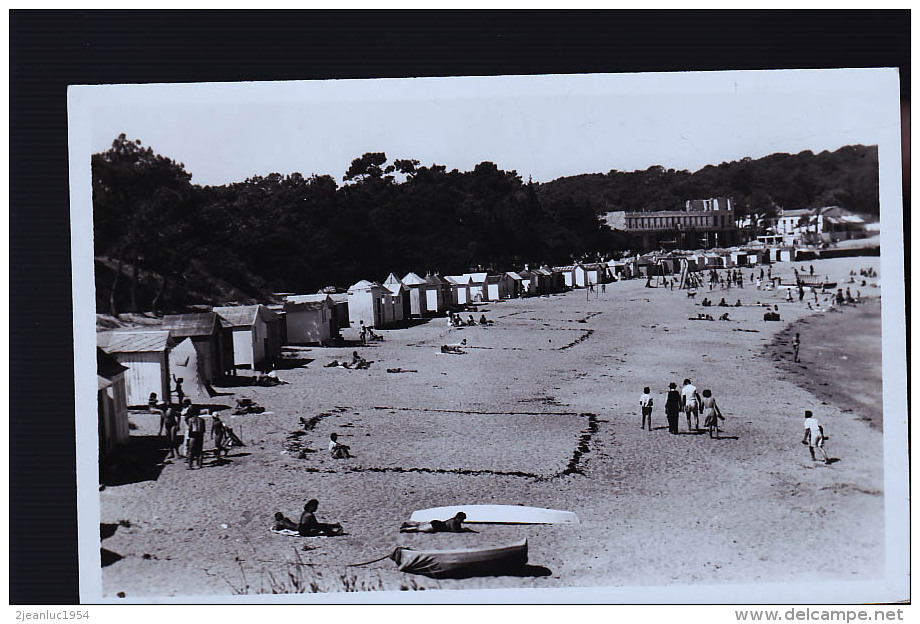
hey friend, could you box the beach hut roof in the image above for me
[506,271,524,280]
[285,293,333,305]
[349,279,384,290]
[553,265,577,272]
[383,272,404,285]
[445,275,472,285]
[162,312,221,338]
[401,272,427,285]
[97,347,128,379]
[424,274,449,286]
[98,330,172,354]
[328,293,349,303]
[98,375,113,391]
[485,274,504,284]
[213,305,278,327]
[461,272,488,283]
[283,300,328,312]
[534,267,553,276]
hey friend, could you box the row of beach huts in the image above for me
[96,246,788,458]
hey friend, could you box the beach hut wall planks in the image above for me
[327,293,350,331]
[97,330,173,407]
[97,348,129,458]
[213,305,283,371]
[347,280,391,328]
[161,312,233,382]
[485,274,513,300]
[424,274,451,315]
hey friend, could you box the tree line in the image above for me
[92,134,878,314]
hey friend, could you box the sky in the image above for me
[81,69,898,187]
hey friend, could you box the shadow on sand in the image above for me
[101,435,170,486]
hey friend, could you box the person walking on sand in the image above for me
[211,414,227,460]
[802,410,830,464]
[701,389,725,439]
[665,382,681,435]
[639,386,654,431]
[681,379,702,432]
[792,332,801,362]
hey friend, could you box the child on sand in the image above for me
[329,432,351,459]
[639,386,653,431]
[802,410,830,464]
[701,389,724,438]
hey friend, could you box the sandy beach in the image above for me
[99,256,888,599]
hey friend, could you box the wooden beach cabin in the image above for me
[97,330,174,407]
[383,274,411,322]
[278,295,337,345]
[486,274,514,300]
[347,280,391,328]
[97,348,129,458]
[424,274,451,314]
[445,275,473,307]
[552,265,578,288]
[326,293,350,332]
[461,272,488,302]
[162,312,233,382]
[213,305,283,371]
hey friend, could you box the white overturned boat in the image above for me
[409,504,579,525]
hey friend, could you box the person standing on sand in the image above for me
[665,382,681,434]
[186,409,206,469]
[802,410,830,464]
[681,379,702,432]
[639,386,654,431]
[701,389,725,439]
[792,332,801,362]
[162,405,181,459]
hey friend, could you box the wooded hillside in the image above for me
[92,135,878,314]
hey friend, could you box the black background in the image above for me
[9,10,910,605]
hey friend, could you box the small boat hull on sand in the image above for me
[391,540,528,578]
[410,504,579,524]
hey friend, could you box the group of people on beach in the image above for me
[447,311,493,327]
[150,393,234,469]
[640,379,724,438]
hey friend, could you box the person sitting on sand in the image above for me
[718,298,728,307]
[467,315,476,326]
[329,432,351,459]
[298,499,344,537]
[701,298,712,307]
[719,313,731,321]
[273,511,298,531]
[701,389,725,439]
[479,314,493,325]
[734,299,742,307]
[399,512,476,533]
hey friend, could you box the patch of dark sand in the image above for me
[766,298,883,430]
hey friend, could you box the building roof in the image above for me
[462,272,488,283]
[285,293,333,305]
[444,275,472,285]
[213,305,278,327]
[98,330,172,354]
[781,208,814,218]
[283,300,328,312]
[349,279,385,291]
[424,274,449,286]
[329,293,349,303]
[505,271,524,280]
[98,375,113,391]
[383,272,404,285]
[552,265,577,272]
[97,347,128,379]
[162,312,221,338]
[401,272,427,285]
[485,274,504,284]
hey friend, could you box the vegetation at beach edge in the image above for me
[92,134,878,315]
